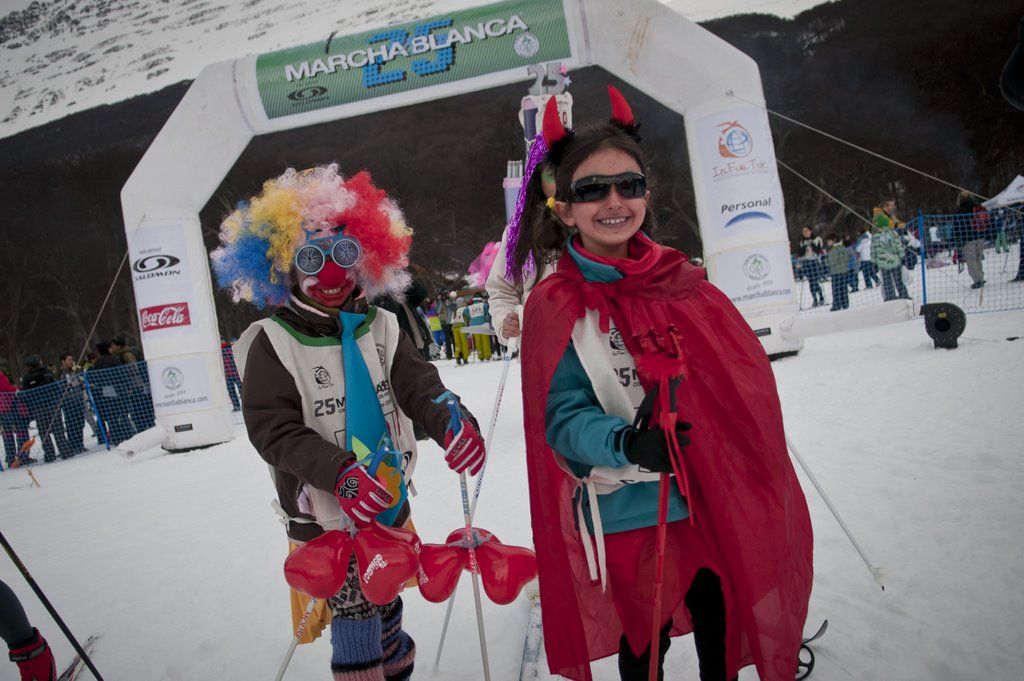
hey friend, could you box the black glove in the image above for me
[623,423,692,473]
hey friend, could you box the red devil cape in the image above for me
[521,235,813,680]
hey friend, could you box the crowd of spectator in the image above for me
[792,194,1023,311]
[0,336,153,467]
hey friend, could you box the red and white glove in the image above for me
[335,463,393,525]
[444,419,486,476]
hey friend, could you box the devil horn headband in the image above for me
[542,95,568,145]
[503,87,641,284]
[608,85,640,137]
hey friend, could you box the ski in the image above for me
[796,620,828,680]
[517,585,543,681]
[57,634,100,681]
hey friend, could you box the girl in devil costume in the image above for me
[517,90,813,681]
[211,165,486,681]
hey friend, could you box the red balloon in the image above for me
[476,539,538,605]
[354,522,420,605]
[444,527,494,546]
[375,523,429,588]
[418,543,469,603]
[283,530,353,599]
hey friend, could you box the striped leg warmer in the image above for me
[379,598,415,681]
[330,615,385,681]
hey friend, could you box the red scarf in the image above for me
[521,233,813,680]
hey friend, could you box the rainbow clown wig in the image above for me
[210,164,412,309]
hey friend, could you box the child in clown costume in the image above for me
[513,91,813,681]
[211,165,486,680]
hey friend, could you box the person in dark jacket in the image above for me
[212,164,487,681]
[0,368,31,466]
[373,279,433,362]
[110,336,155,431]
[956,191,988,288]
[89,341,135,445]
[57,354,87,455]
[796,227,827,307]
[20,355,69,462]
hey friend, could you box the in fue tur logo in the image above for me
[717,120,753,158]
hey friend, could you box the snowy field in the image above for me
[1,309,1023,680]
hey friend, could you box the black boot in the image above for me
[686,569,730,681]
[617,621,671,681]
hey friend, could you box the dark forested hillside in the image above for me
[1,0,1021,368]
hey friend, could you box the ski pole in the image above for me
[648,473,670,681]
[273,597,318,681]
[434,398,491,680]
[434,333,517,671]
[786,436,885,589]
[470,332,518,520]
[459,470,492,681]
[0,528,104,680]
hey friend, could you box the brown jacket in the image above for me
[241,293,472,542]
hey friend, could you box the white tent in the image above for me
[983,175,1024,209]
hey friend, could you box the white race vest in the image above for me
[569,309,661,493]
[566,308,664,592]
[234,306,418,532]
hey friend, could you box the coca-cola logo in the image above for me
[139,302,191,332]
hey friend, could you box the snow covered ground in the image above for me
[1,309,1022,680]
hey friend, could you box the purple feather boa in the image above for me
[503,135,550,284]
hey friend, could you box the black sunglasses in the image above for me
[569,172,647,203]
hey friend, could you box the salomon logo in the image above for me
[288,86,328,101]
[132,254,180,273]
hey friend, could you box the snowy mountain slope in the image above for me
[0,309,1021,680]
[0,0,832,140]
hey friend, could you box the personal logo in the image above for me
[313,365,333,389]
[721,197,774,228]
[514,31,540,58]
[608,328,627,354]
[161,366,184,391]
[717,120,753,158]
[743,253,771,281]
[139,302,191,332]
[287,86,327,102]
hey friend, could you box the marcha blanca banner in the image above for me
[255,0,572,119]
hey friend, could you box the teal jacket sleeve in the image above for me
[545,343,633,468]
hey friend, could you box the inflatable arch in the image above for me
[121,0,801,450]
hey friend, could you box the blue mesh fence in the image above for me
[3,354,247,469]
[793,209,1024,316]
[915,208,1024,312]
[222,345,243,413]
